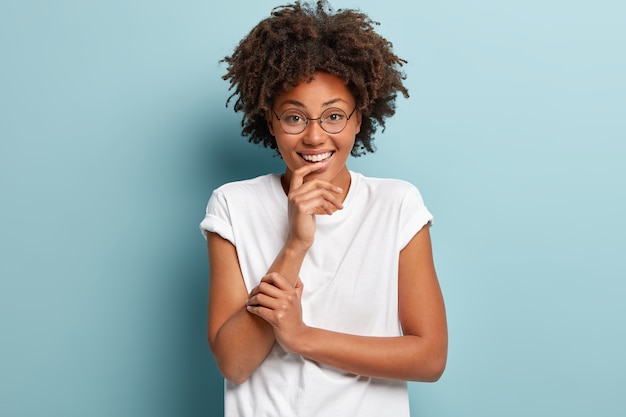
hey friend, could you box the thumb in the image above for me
[295,277,304,297]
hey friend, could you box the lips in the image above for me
[299,151,334,163]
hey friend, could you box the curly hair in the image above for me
[222,0,409,156]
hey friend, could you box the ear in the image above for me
[354,111,362,135]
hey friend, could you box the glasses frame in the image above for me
[271,106,358,135]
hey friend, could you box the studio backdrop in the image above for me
[1,1,624,416]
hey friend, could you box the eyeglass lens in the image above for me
[279,107,349,134]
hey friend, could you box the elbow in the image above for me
[209,339,253,385]
[407,340,448,382]
[409,356,446,382]
[220,365,252,385]
[421,349,448,382]
[424,357,447,382]
[213,353,253,385]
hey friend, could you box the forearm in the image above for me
[211,305,275,384]
[292,327,447,382]
[267,244,308,285]
[210,241,308,383]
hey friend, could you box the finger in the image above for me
[292,190,345,213]
[322,196,344,213]
[289,177,343,198]
[290,179,345,203]
[295,278,304,297]
[260,272,293,291]
[246,296,287,322]
[248,281,282,300]
[290,163,324,190]
[246,304,272,321]
[247,292,281,309]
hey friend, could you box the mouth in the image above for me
[299,151,334,163]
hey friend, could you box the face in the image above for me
[268,71,361,189]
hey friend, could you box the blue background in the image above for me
[1,1,624,416]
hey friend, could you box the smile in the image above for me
[299,152,334,163]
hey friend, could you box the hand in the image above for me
[286,164,344,250]
[246,273,307,353]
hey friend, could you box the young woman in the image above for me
[200,2,447,416]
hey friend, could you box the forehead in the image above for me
[273,71,354,109]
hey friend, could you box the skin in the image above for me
[207,71,448,384]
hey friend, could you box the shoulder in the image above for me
[353,172,424,201]
[206,174,281,215]
[213,174,279,198]
[350,172,429,219]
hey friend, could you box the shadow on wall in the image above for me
[200,125,285,185]
[182,118,285,415]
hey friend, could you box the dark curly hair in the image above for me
[222,0,409,156]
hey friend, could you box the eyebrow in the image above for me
[277,98,349,109]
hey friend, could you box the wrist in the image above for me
[267,243,309,287]
[283,240,311,257]
[282,324,313,356]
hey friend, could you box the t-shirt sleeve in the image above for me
[398,185,433,249]
[199,189,235,245]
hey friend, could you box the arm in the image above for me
[207,164,344,383]
[247,225,448,381]
[206,234,310,384]
[206,233,275,384]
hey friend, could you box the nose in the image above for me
[302,119,327,146]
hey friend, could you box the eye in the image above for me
[284,115,301,123]
[323,108,347,123]
[281,110,306,125]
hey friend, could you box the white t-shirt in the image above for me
[201,171,433,417]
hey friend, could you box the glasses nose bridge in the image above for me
[306,115,324,131]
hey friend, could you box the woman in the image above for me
[201,2,447,416]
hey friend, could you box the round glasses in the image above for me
[271,106,357,135]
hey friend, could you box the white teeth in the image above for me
[301,152,333,162]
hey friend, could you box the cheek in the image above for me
[341,133,357,150]
[274,135,296,157]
